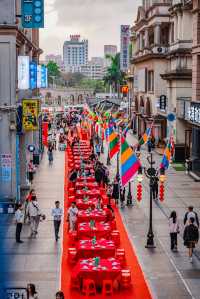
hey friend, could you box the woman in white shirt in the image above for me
[27,284,38,299]
[169,210,180,251]
[67,202,78,231]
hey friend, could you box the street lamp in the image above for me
[143,153,157,248]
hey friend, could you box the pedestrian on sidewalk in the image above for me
[112,177,120,205]
[184,206,199,228]
[152,175,159,200]
[28,160,35,185]
[120,187,126,208]
[24,189,36,223]
[48,143,54,165]
[67,202,78,231]
[27,196,43,238]
[183,217,199,263]
[27,283,38,299]
[52,201,63,242]
[15,204,24,243]
[55,291,64,299]
[169,211,180,251]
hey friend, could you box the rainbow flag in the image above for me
[109,127,119,159]
[139,127,151,145]
[121,136,141,186]
[122,124,130,137]
[160,142,172,170]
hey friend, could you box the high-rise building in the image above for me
[80,57,104,80]
[63,35,88,72]
[120,25,130,72]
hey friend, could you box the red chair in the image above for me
[68,231,77,245]
[116,248,126,266]
[68,188,75,196]
[110,220,117,230]
[102,280,113,296]
[68,248,77,265]
[121,269,132,288]
[82,279,96,296]
[111,231,120,246]
[70,275,80,291]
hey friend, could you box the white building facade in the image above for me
[63,35,88,73]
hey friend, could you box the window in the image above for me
[147,70,154,92]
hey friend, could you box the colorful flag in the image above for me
[109,127,119,159]
[160,142,172,170]
[122,124,130,137]
[121,136,141,186]
[138,127,152,145]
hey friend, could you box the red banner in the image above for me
[42,122,48,147]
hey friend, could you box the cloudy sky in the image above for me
[40,0,141,59]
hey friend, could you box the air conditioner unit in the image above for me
[153,47,168,54]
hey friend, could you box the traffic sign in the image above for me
[167,113,176,122]
[22,0,44,28]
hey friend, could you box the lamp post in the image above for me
[144,152,157,248]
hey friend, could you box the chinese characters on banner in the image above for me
[120,25,130,72]
[187,102,200,124]
[0,154,12,182]
[22,99,40,131]
[42,122,48,147]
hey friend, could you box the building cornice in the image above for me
[131,53,166,64]
[161,69,192,80]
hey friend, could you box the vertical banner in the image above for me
[42,122,48,147]
[22,0,44,29]
[37,65,42,88]
[0,154,12,182]
[41,65,47,88]
[22,99,39,131]
[30,61,37,89]
[18,56,30,90]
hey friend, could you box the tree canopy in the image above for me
[47,61,60,84]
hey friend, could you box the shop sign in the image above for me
[18,56,30,90]
[0,154,12,182]
[29,61,37,90]
[4,288,27,299]
[187,102,200,124]
[22,99,40,131]
[160,95,167,111]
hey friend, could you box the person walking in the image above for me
[15,204,24,243]
[169,211,180,251]
[184,206,199,228]
[52,201,63,242]
[24,189,36,223]
[152,176,159,200]
[28,160,35,185]
[27,284,38,299]
[183,217,199,262]
[95,142,101,157]
[112,177,120,205]
[55,291,65,299]
[27,196,43,238]
[47,144,54,165]
[67,202,78,231]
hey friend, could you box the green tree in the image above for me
[47,61,60,85]
[103,53,126,94]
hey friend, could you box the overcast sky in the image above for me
[40,0,141,59]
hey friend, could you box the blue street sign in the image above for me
[30,61,37,89]
[167,113,176,122]
[22,0,44,29]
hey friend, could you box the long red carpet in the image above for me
[61,148,152,299]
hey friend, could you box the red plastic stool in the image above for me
[82,279,96,296]
[68,248,77,265]
[68,231,77,245]
[116,248,126,266]
[102,280,113,296]
[70,275,80,290]
[110,220,117,230]
[68,188,75,196]
[111,231,120,246]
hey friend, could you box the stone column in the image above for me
[174,15,178,42]
[139,32,143,50]
[154,24,161,46]
[144,28,149,48]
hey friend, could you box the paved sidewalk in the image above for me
[0,148,65,298]
[101,132,200,299]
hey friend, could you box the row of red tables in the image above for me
[66,141,130,293]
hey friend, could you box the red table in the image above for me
[76,189,101,198]
[76,239,116,259]
[76,182,98,190]
[72,258,121,284]
[77,177,95,183]
[77,209,106,223]
[76,198,98,210]
[77,222,111,239]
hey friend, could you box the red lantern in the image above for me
[137,183,142,201]
[159,183,165,201]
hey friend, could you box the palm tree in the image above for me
[103,53,126,96]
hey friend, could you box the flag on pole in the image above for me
[138,127,152,145]
[122,124,130,137]
[160,141,172,170]
[109,127,119,159]
[121,136,141,186]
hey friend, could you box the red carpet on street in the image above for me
[61,145,152,299]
